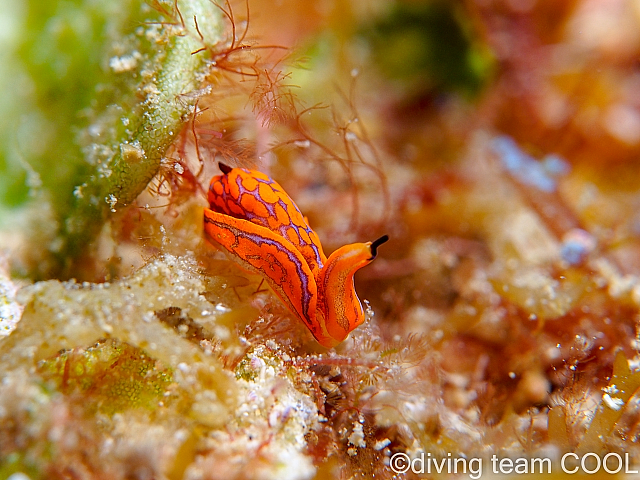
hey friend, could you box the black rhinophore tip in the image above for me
[219,162,233,174]
[369,234,389,259]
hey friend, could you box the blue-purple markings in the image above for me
[232,171,325,271]
[204,211,315,329]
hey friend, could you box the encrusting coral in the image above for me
[0,254,323,479]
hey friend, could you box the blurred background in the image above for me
[3,0,640,472]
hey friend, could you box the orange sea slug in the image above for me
[204,162,388,347]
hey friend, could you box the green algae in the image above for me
[37,339,173,415]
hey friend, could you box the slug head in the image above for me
[318,235,389,345]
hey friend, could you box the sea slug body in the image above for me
[203,162,388,347]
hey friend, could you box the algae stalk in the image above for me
[56,0,223,277]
